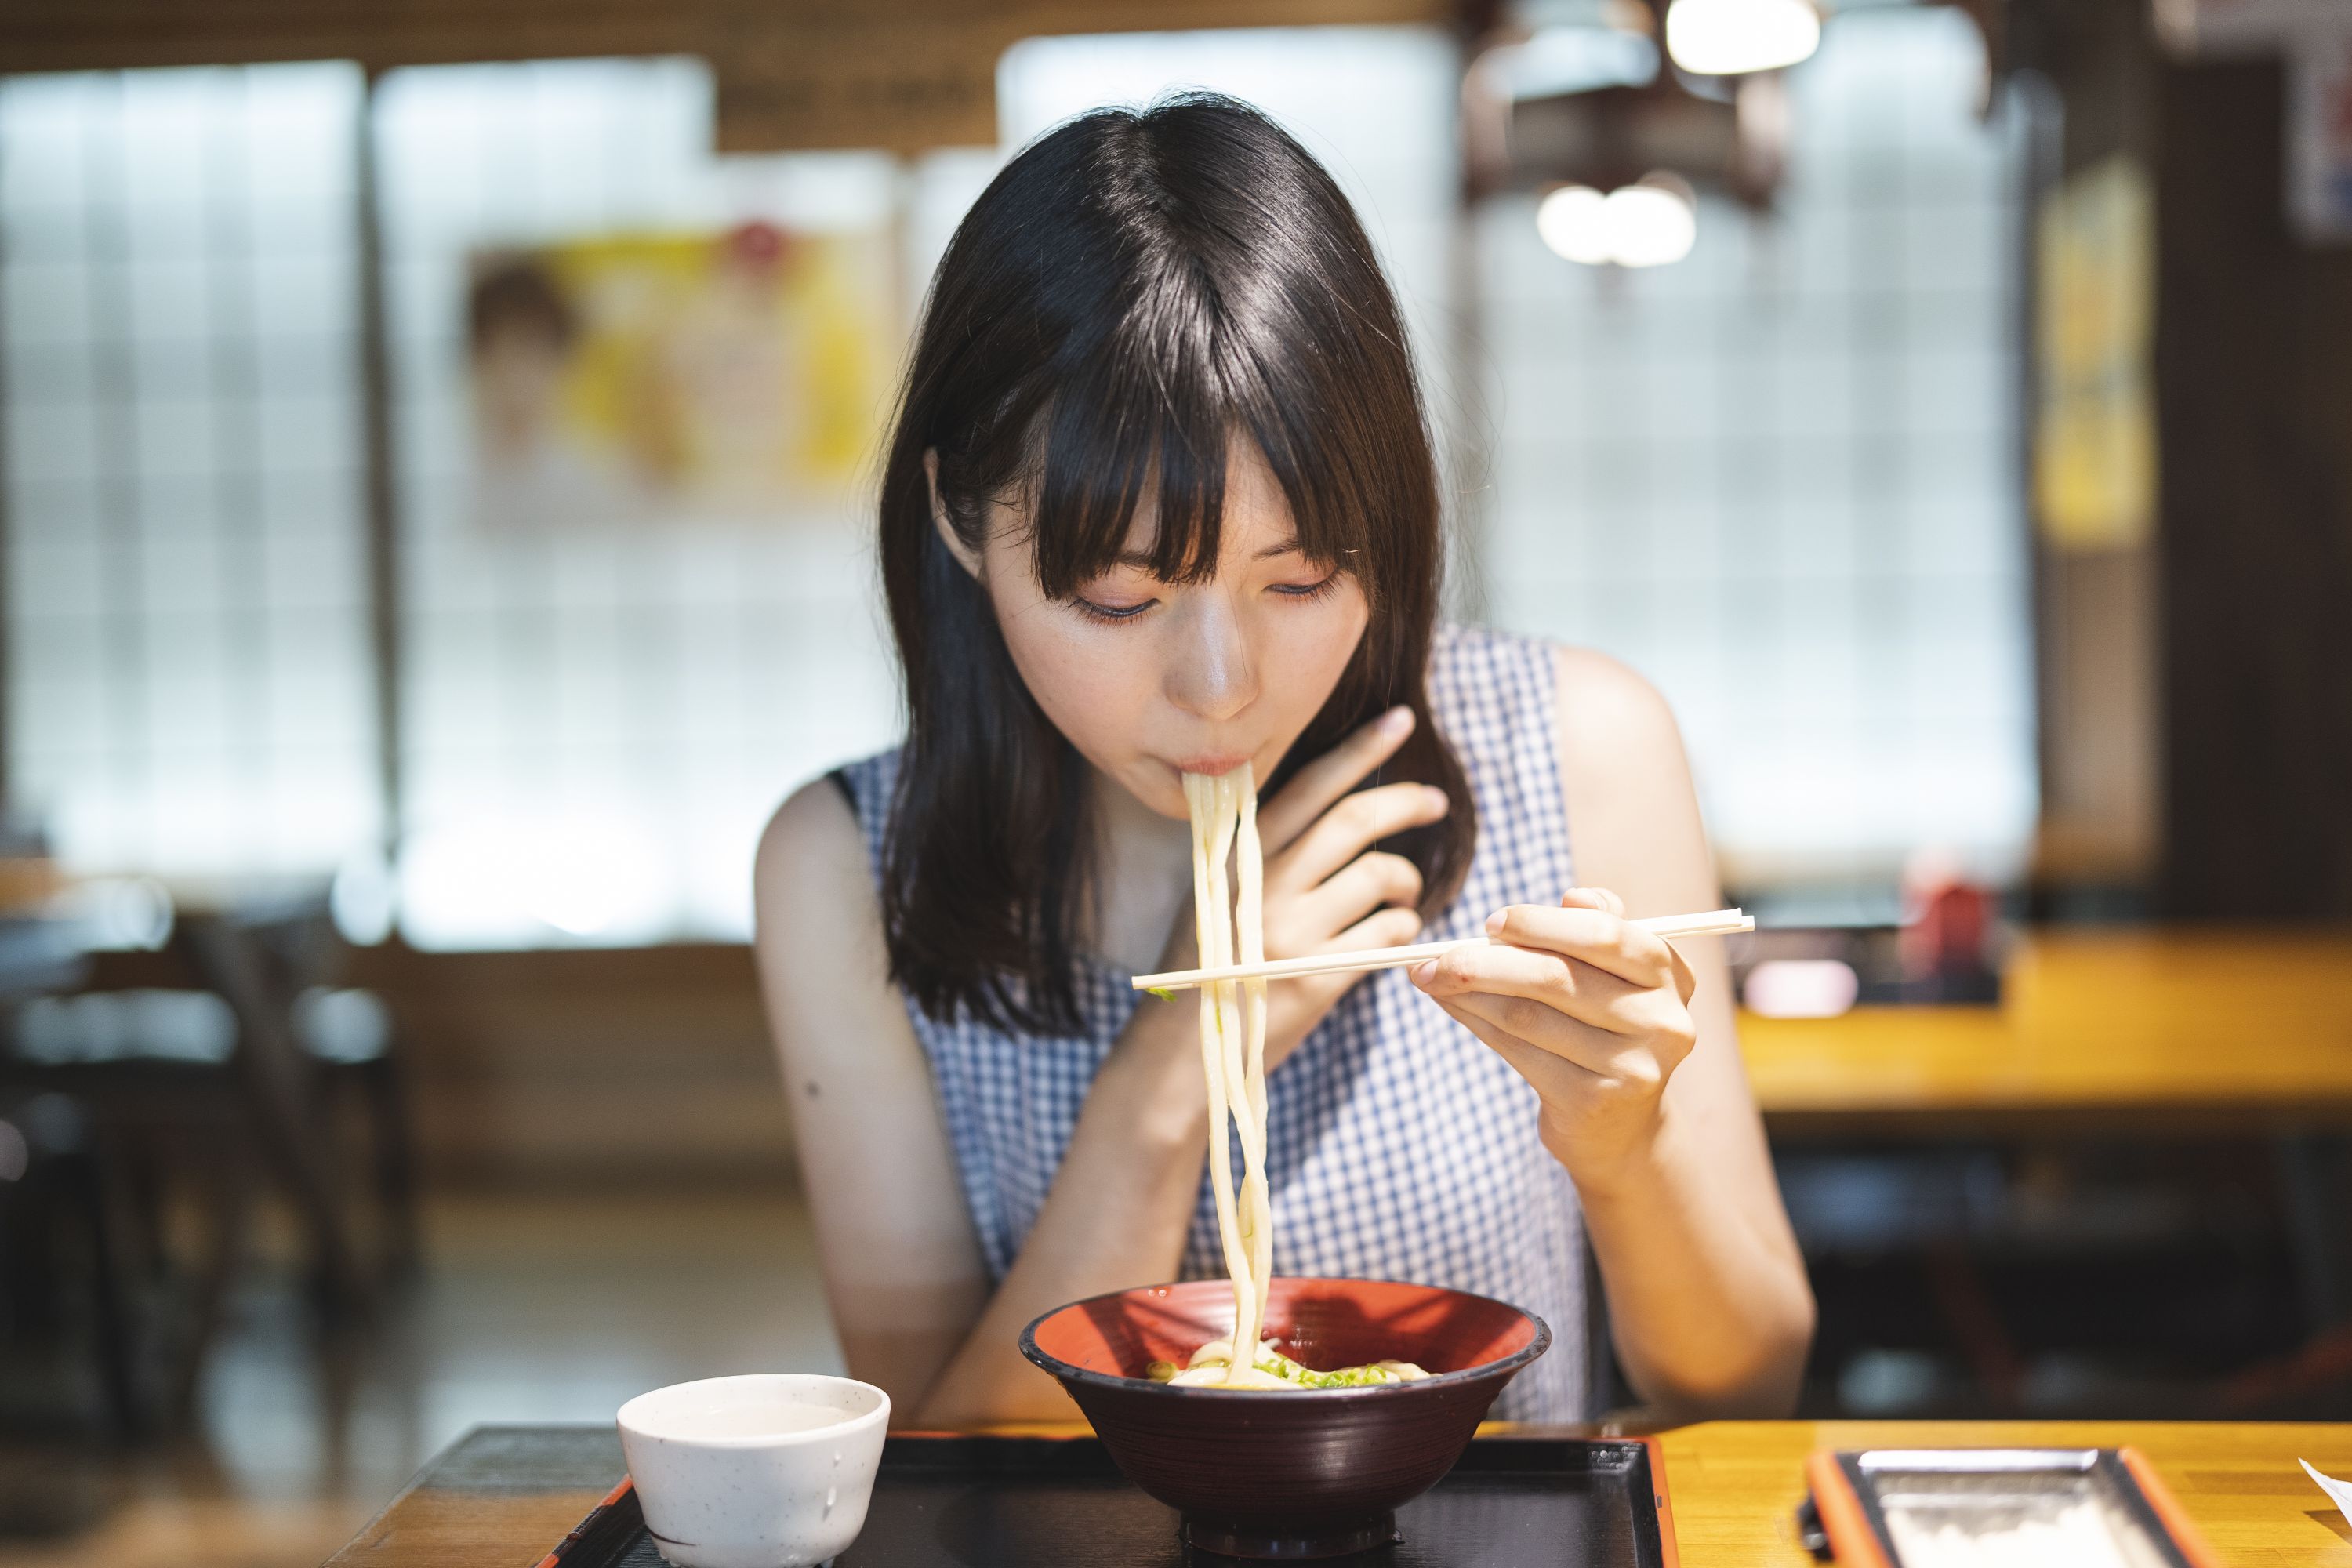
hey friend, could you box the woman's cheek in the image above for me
[995,600,1156,765]
[1273,589,1369,717]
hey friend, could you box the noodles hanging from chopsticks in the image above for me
[1156,769,1428,1391]
[1180,768,1276,1388]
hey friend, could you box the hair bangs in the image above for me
[1025,310,1375,603]
[1240,348,1384,597]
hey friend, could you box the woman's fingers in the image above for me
[1479,898,1679,989]
[1430,995,1617,1091]
[1541,889,1697,1000]
[1416,938,1638,1009]
[1558,887,1625,918]
[1269,782,1449,892]
[1326,904,1425,956]
[1410,938,1654,1036]
[1263,905,1421,1051]
[1257,706,1417,852]
[1436,989,1672,1083]
[1285,850,1423,938]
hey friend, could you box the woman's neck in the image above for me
[1086,766,1196,975]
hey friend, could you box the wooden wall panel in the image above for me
[2154,56,2352,917]
[2023,0,2352,916]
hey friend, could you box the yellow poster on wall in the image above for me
[466,220,895,528]
[2034,155,2158,552]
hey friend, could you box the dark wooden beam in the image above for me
[355,70,405,871]
[0,0,1450,78]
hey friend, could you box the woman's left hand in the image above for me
[1409,887,1699,1180]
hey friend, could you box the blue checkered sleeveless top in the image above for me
[837,624,1588,1420]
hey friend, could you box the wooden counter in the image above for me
[1657,1419,2352,1566]
[326,1419,2352,1566]
[1739,928,2352,1131]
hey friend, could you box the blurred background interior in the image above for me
[0,0,2347,1561]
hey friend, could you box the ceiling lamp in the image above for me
[1536,174,1699,267]
[1663,0,1821,76]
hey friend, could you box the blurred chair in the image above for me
[0,1054,251,1437]
[293,984,421,1280]
[0,887,421,1436]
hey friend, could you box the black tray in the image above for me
[543,1435,1679,1568]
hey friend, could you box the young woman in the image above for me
[754,94,1812,1426]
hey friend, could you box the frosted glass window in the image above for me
[1479,7,2034,885]
[1,64,380,879]
[373,59,905,948]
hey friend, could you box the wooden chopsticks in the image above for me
[1130,908,1755,994]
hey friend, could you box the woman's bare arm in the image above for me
[753,780,1210,1427]
[1553,647,1815,1417]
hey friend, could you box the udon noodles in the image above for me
[1146,767,1428,1392]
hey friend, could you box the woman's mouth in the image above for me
[1167,753,1254,778]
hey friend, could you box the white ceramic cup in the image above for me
[617,1374,891,1568]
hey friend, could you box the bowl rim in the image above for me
[616,1371,891,1448]
[1018,1276,1552,1400]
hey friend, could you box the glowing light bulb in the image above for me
[1535,176,1697,268]
[1601,180,1698,267]
[1536,185,1614,265]
[1664,0,1821,76]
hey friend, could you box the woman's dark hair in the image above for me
[877,93,1475,1034]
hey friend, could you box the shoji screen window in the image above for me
[1,65,379,880]
[1479,5,2033,891]
[373,60,902,948]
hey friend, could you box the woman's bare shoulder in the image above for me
[753,778,898,1049]
[756,776,870,909]
[1551,644,1689,774]
[1547,643,1712,902]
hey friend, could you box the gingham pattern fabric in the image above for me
[839,623,1588,1420]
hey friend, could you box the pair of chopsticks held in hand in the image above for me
[1131,907,1755,996]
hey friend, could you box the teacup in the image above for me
[617,1373,891,1568]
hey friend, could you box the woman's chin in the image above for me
[1094,761,1194,823]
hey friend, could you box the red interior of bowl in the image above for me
[1030,1278,1539,1380]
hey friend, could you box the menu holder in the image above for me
[542,1433,1679,1567]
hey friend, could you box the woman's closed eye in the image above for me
[1071,592,1158,624]
[1269,569,1344,603]
[1069,566,1342,624]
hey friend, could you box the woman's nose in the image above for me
[1165,600,1259,723]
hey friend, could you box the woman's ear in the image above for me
[924,449,985,581]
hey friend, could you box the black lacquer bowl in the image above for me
[1020,1276,1549,1559]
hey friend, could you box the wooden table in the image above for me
[327,1419,2352,1566]
[1740,928,2352,1132]
[1657,1420,2352,1566]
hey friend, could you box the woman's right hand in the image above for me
[1152,705,1450,1072]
